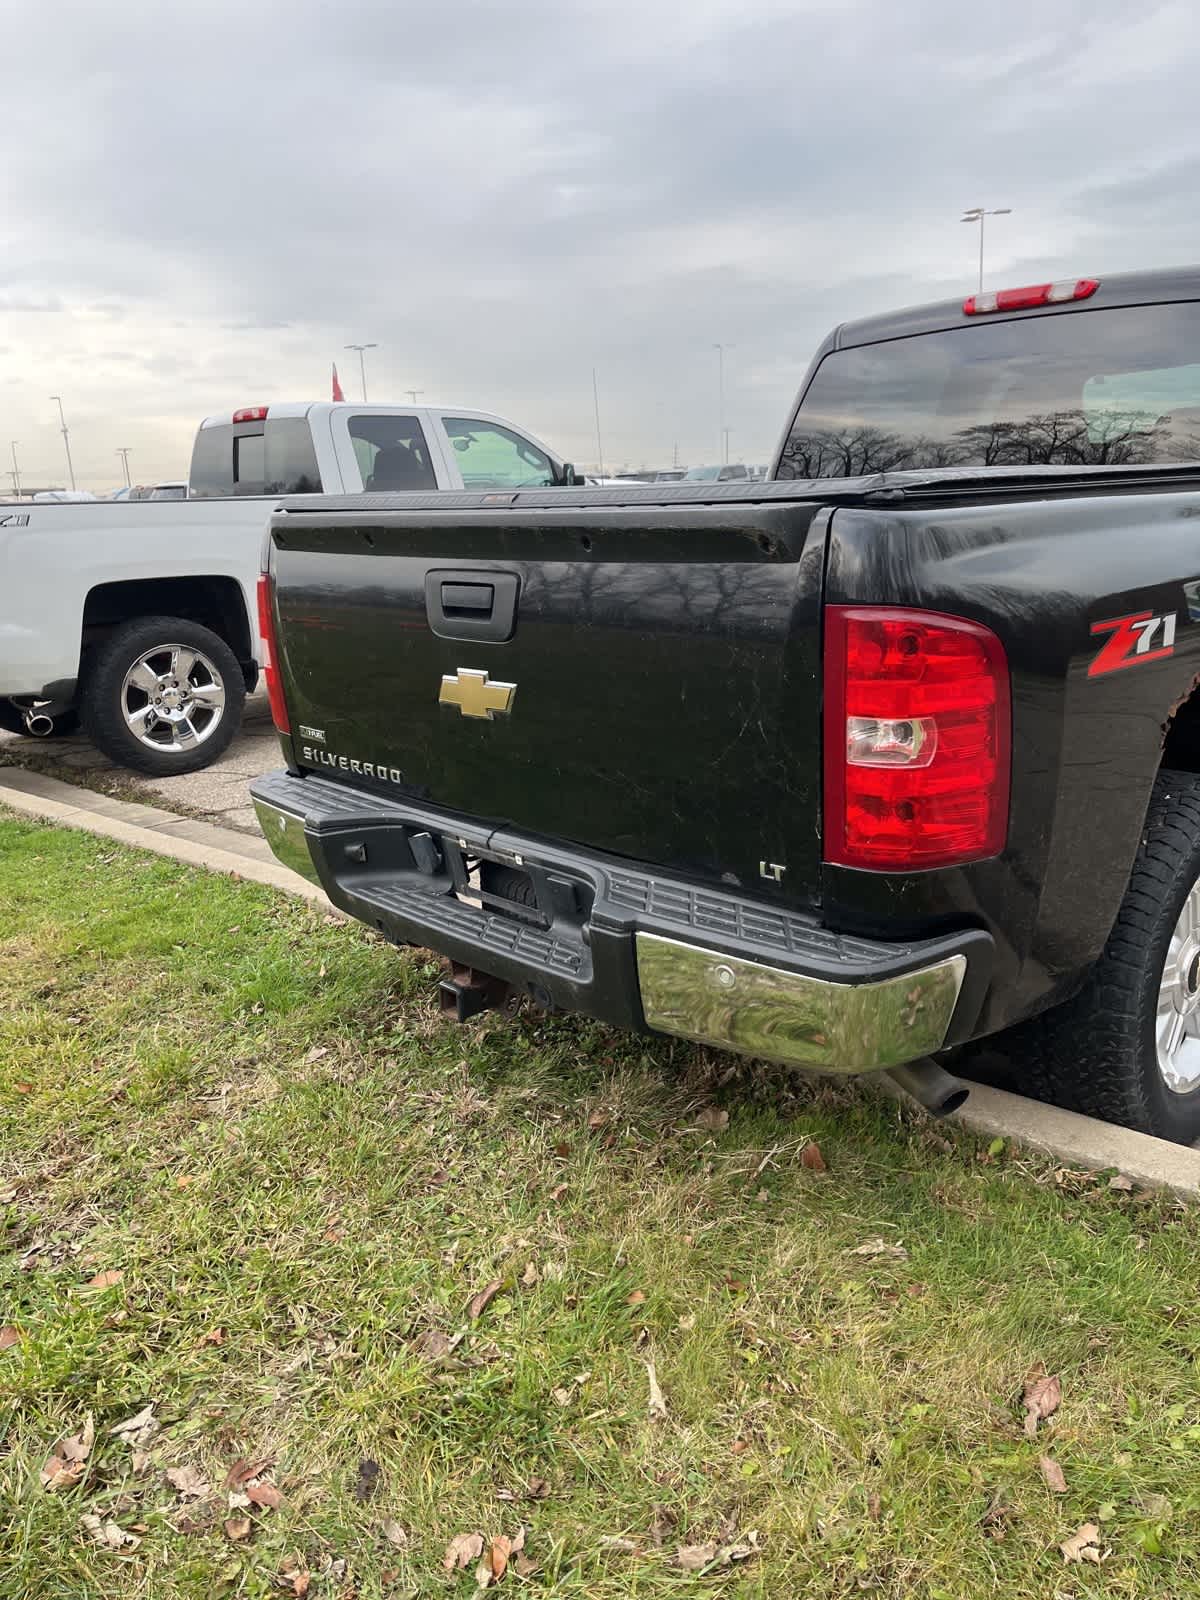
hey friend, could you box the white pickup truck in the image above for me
[0,401,578,774]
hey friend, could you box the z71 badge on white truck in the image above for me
[0,401,578,775]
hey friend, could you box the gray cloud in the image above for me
[3,0,1198,486]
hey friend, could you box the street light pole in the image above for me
[49,395,76,491]
[344,343,378,403]
[960,207,1012,293]
[713,344,734,463]
[9,441,21,500]
[116,447,132,487]
[591,367,606,480]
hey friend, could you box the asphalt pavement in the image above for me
[0,692,279,833]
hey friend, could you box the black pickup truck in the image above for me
[251,265,1200,1144]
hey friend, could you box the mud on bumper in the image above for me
[250,770,992,1073]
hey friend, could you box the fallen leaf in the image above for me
[41,1414,95,1490]
[381,1519,408,1548]
[526,1477,549,1500]
[15,1082,33,1093]
[867,1492,882,1521]
[86,1269,123,1289]
[131,1450,152,1474]
[167,1465,212,1499]
[468,1279,504,1320]
[247,1481,283,1509]
[111,1403,158,1447]
[1108,1174,1134,1191]
[352,1459,381,1503]
[175,1174,194,1189]
[80,1513,141,1550]
[587,1110,609,1131]
[626,1290,646,1306]
[228,1491,252,1510]
[1060,1521,1103,1563]
[197,1327,225,1347]
[848,1238,908,1260]
[646,1361,668,1421]
[1022,1369,1062,1438]
[1138,1491,1172,1521]
[1039,1456,1067,1493]
[694,1107,729,1132]
[549,1183,569,1203]
[514,1554,537,1577]
[0,1326,20,1351]
[478,1528,523,1586]
[304,1046,329,1065]
[600,1536,640,1554]
[730,1439,748,1456]
[225,1455,274,1489]
[676,1543,719,1571]
[288,1574,311,1598]
[800,1141,828,1172]
[521,1261,539,1288]
[980,1495,1012,1540]
[443,1532,485,1572]
[677,1313,696,1332]
[224,1516,253,1542]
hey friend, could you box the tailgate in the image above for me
[271,500,828,903]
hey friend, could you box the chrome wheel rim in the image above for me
[1156,878,1200,1093]
[120,644,226,754]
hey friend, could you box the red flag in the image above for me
[331,363,345,402]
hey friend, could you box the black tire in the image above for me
[0,700,80,737]
[80,615,245,776]
[990,769,1200,1143]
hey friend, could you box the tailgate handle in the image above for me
[425,569,520,643]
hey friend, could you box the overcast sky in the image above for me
[3,0,1198,488]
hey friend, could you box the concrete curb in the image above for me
[3,764,1199,1196]
[0,766,331,910]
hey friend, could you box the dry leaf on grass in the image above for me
[1108,1173,1134,1191]
[197,1327,224,1347]
[381,1520,408,1548]
[303,1045,329,1064]
[520,1261,539,1288]
[1060,1522,1103,1563]
[246,1481,283,1509]
[676,1543,718,1571]
[111,1404,159,1447]
[627,1290,646,1306]
[849,1238,908,1260]
[86,1269,123,1289]
[646,1361,668,1421]
[166,1465,212,1500]
[549,1183,569,1203]
[468,1279,504,1320]
[694,1107,729,1132]
[286,1574,310,1598]
[224,1516,253,1542]
[225,1455,275,1489]
[1138,1491,1172,1521]
[1022,1368,1062,1438]
[1039,1456,1068,1493]
[80,1513,140,1550]
[600,1536,640,1554]
[677,1532,761,1570]
[443,1532,485,1572]
[800,1141,828,1172]
[0,1326,20,1351]
[41,1414,95,1491]
[475,1527,525,1588]
[867,1492,882,1522]
[352,1459,381,1503]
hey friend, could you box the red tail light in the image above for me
[233,405,269,423]
[256,572,290,734]
[823,607,1010,870]
[964,278,1098,315]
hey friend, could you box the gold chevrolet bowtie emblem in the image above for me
[438,667,517,720]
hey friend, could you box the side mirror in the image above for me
[557,461,581,486]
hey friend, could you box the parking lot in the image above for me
[0,692,277,834]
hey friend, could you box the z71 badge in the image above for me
[1088,610,1177,677]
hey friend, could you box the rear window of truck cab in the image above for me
[776,300,1200,477]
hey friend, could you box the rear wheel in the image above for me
[81,615,245,776]
[994,769,1200,1143]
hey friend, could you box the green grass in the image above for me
[3,813,1200,1598]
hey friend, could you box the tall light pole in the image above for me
[713,343,734,463]
[961,207,1012,293]
[405,389,424,405]
[116,447,132,487]
[344,343,377,403]
[9,441,21,500]
[591,367,606,480]
[49,395,76,491]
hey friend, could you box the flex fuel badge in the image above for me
[1088,610,1177,677]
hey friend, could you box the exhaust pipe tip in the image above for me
[886,1059,970,1119]
[24,712,55,737]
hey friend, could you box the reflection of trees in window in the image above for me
[777,409,1197,479]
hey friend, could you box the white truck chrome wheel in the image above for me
[120,643,226,754]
